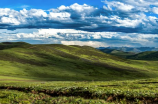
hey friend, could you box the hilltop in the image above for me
[0,42,158,81]
[99,48,136,58]
[99,47,158,60]
[128,51,158,60]
[98,47,158,53]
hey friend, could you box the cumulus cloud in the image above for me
[103,1,134,12]
[152,7,158,14]
[61,41,108,47]
[105,0,158,7]
[1,2,158,47]
[0,2,157,34]
[1,29,158,47]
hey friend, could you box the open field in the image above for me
[0,42,158,103]
[1,78,158,103]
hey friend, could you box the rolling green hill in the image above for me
[99,47,158,53]
[0,42,158,81]
[100,48,136,58]
[1,42,158,104]
[128,51,158,60]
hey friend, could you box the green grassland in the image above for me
[100,48,158,61]
[0,42,158,81]
[1,42,158,103]
[99,48,136,58]
[128,51,158,60]
[1,79,158,103]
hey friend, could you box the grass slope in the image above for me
[128,51,158,60]
[100,48,136,58]
[0,42,158,81]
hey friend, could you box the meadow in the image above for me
[1,78,158,103]
[0,42,158,103]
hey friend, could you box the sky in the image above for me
[0,0,158,47]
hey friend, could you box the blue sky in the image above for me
[0,0,158,47]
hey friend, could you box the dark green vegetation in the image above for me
[100,48,136,58]
[0,42,30,50]
[100,48,158,61]
[1,79,158,103]
[0,88,107,104]
[99,47,158,53]
[128,51,158,60]
[1,42,158,103]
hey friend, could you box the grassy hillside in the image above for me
[1,42,158,103]
[100,48,158,61]
[128,51,158,60]
[0,42,158,81]
[99,47,158,53]
[100,48,136,58]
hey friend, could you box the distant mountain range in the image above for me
[128,51,158,60]
[99,47,158,60]
[99,48,135,58]
[98,47,158,53]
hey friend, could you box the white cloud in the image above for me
[0,3,157,34]
[1,17,20,25]
[103,0,158,13]
[107,0,158,7]
[152,7,158,14]
[104,1,134,11]
[58,3,97,12]
[80,24,98,29]
[20,9,47,17]
[61,41,107,47]
[115,18,141,28]
[0,8,15,16]
[0,3,158,47]
[58,5,69,10]
[1,28,158,47]
[148,16,158,24]
[49,12,71,21]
